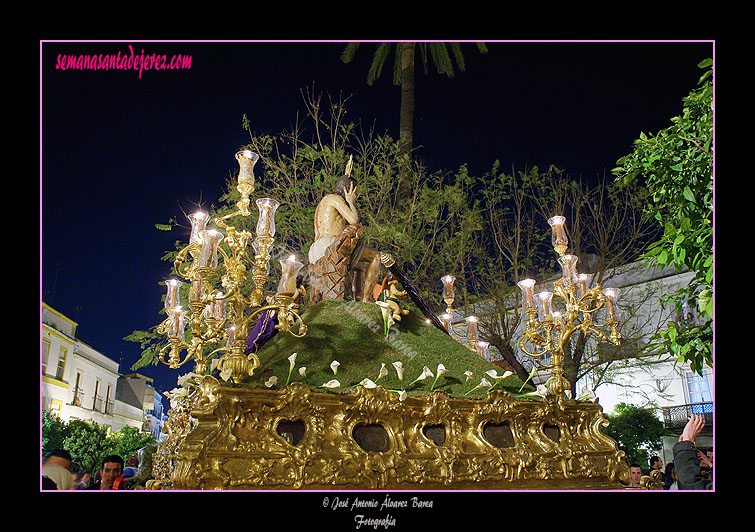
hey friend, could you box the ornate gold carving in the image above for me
[151,378,629,490]
[640,470,665,490]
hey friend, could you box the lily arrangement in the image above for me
[169,352,563,403]
[268,352,527,402]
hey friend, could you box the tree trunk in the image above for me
[398,42,415,161]
[490,338,530,384]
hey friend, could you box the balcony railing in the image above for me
[660,402,713,431]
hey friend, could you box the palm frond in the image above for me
[367,42,392,85]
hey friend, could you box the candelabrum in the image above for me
[439,275,481,351]
[156,150,307,384]
[516,215,622,398]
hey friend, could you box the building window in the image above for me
[49,399,63,418]
[42,339,51,375]
[93,379,102,411]
[105,385,113,414]
[55,346,68,380]
[685,371,712,413]
[72,372,83,406]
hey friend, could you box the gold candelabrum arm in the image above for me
[156,150,309,384]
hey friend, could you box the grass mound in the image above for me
[249,300,531,399]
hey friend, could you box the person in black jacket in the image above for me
[672,414,712,490]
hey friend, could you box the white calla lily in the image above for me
[299,366,307,377]
[177,372,200,388]
[577,390,596,401]
[321,379,341,389]
[392,361,404,381]
[330,360,340,375]
[485,369,513,390]
[219,367,233,382]
[377,363,388,381]
[430,363,447,390]
[358,378,377,389]
[288,352,297,370]
[527,384,549,398]
[264,376,278,388]
[398,390,407,401]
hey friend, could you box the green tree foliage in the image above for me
[110,426,156,463]
[41,411,67,457]
[613,59,713,375]
[602,402,667,467]
[63,419,116,475]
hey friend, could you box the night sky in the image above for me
[40,40,713,401]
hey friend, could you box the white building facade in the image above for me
[41,302,155,433]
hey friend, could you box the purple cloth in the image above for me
[245,310,279,354]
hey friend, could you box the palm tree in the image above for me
[340,42,488,162]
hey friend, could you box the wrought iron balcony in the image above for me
[660,402,713,431]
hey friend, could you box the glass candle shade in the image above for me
[548,215,568,254]
[517,279,537,308]
[189,278,204,304]
[440,275,456,300]
[164,279,183,310]
[255,198,280,238]
[235,149,259,189]
[439,313,453,332]
[557,255,579,288]
[277,254,304,294]
[603,288,621,320]
[188,211,210,247]
[167,307,186,340]
[476,340,489,360]
[576,273,593,297]
[466,315,479,338]
[536,291,554,321]
[197,230,223,270]
[204,293,225,322]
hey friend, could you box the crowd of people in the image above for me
[41,450,141,490]
[42,414,713,491]
[623,413,713,490]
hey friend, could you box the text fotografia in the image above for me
[55,45,192,79]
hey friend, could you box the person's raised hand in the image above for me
[679,413,705,445]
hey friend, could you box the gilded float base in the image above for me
[150,378,629,490]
